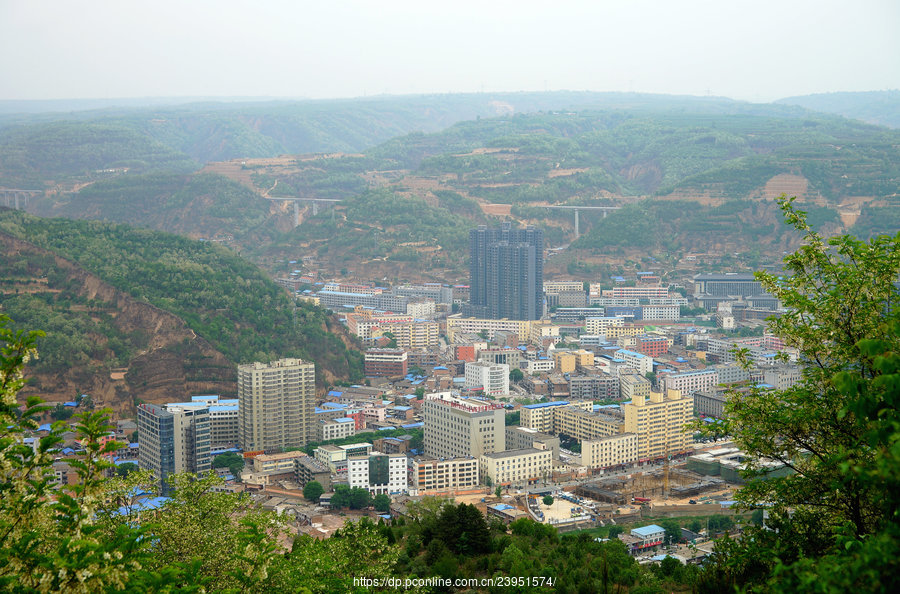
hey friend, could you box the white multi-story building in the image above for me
[166,395,239,449]
[480,448,553,486]
[543,281,585,294]
[616,349,653,375]
[663,369,720,396]
[409,456,480,493]
[640,305,680,321]
[580,433,639,470]
[317,417,357,441]
[348,452,408,495]
[423,392,506,459]
[464,361,510,396]
[523,357,555,374]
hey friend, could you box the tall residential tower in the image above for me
[468,223,544,320]
[238,358,316,453]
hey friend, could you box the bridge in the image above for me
[264,196,342,226]
[0,189,43,211]
[543,205,621,238]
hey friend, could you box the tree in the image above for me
[213,451,245,478]
[543,495,554,506]
[116,461,140,477]
[303,480,324,502]
[373,493,391,513]
[608,525,624,539]
[509,367,524,383]
[696,197,900,591]
[495,485,503,498]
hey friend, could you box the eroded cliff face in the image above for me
[2,233,236,418]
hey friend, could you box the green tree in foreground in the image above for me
[696,196,900,592]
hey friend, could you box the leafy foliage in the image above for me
[695,196,900,592]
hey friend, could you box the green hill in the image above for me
[0,209,363,388]
[777,90,900,129]
[29,172,283,246]
[0,121,196,188]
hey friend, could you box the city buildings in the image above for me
[580,433,639,470]
[505,426,561,458]
[409,456,480,493]
[347,452,408,495]
[364,348,408,377]
[468,223,544,320]
[165,395,239,449]
[480,448,553,486]
[423,392,506,459]
[238,358,316,453]
[137,403,211,495]
[464,361,510,396]
[623,389,693,460]
[663,369,720,396]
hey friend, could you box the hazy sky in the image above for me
[2,0,898,103]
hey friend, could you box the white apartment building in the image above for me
[348,453,408,495]
[166,395,239,449]
[423,392,506,459]
[663,369,720,396]
[464,361,510,396]
[445,317,531,344]
[406,300,437,318]
[480,448,553,486]
[580,433,639,470]
[544,281,585,294]
[523,357,555,374]
[317,417,356,441]
[585,316,625,336]
[640,305,680,321]
[409,456,480,493]
[616,349,653,375]
[602,286,669,299]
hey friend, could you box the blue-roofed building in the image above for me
[110,496,170,517]
[165,395,238,449]
[630,524,666,551]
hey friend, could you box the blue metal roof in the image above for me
[522,401,569,409]
[402,422,424,429]
[328,390,343,397]
[111,496,170,517]
[632,524,665,537]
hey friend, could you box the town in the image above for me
[33,222,799,566]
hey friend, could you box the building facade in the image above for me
[623,389,693,460]
[423,392,506,459]
[347,453,408,495]
[464,361,510,396]
[469,223,544,321]
[409,456,480,493]
[138,403,211,495]
[238,358,316,453]
[480,448,553,486]
[580,433,639,470]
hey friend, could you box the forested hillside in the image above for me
[777,90,900,129]
[0,209,364,404]
[6,94,899,280]
[29,171,287,245]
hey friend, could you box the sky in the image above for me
[1,0,898,104]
